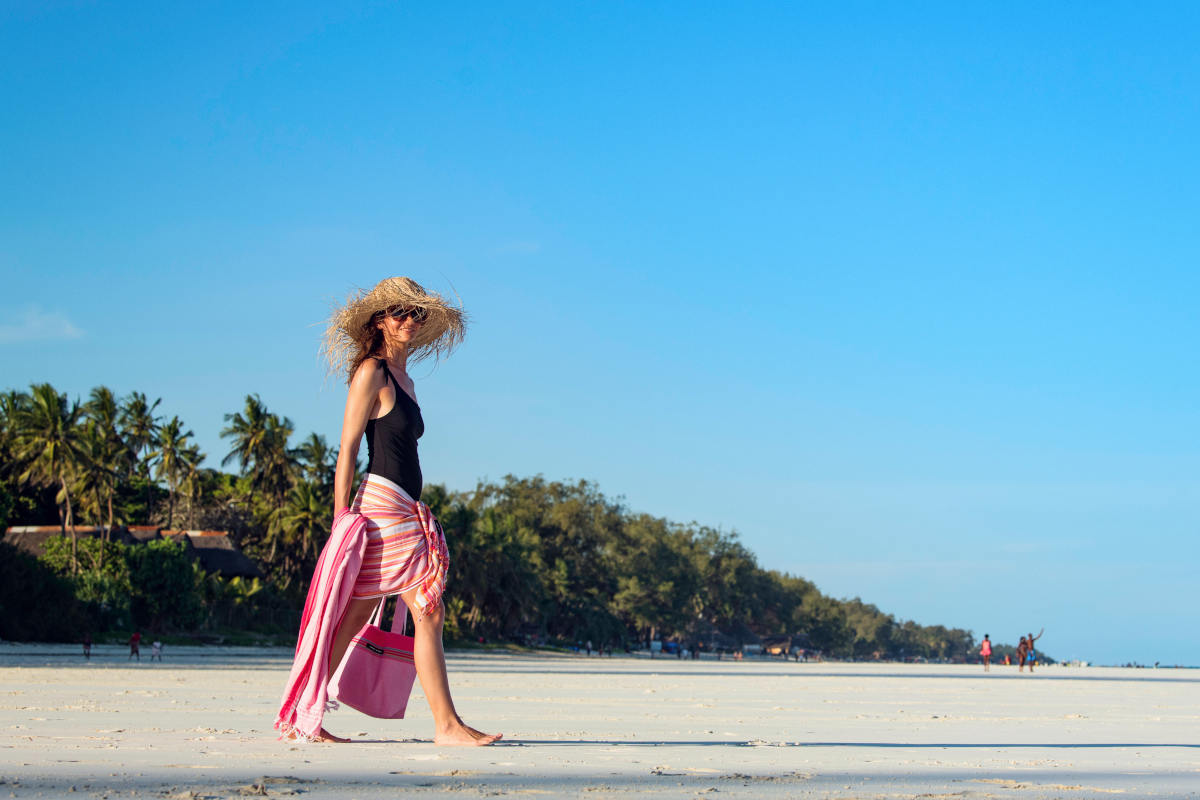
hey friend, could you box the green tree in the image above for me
[278,479,330,574]
[295,433,335,497]
[220,394,270,504]
[0,541,89,641]
[83,386,132,534]
[257,413,297,507]
[119,391,161,516]
[612,514,701,646]
[72,419,118,536]
[149,416,195,529]
[126,538,204,632]
[12,384,85,569]
[179,443,205,528]
[41,535,133,626]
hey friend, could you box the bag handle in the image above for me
[369,595,410,635]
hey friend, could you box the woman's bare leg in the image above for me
[302,597,378,743]
[328,597,380,677]
[400,591,501,746]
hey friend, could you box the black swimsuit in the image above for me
[364,358,424,500]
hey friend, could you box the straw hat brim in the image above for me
[322,277,466,379]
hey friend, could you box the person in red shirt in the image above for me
[128,631,141,662]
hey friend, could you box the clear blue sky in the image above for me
[3,2,1198,666]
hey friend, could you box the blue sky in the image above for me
[3,2,1198,665]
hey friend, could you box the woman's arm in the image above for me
[333,362,384,511]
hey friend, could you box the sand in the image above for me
[1,644,1197,799]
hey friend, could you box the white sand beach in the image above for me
[1,644,1197,799]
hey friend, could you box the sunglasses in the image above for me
[383,306,429,323]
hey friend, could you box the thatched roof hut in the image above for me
[161,530,263,578]
[2,525,137,553]
[126,525,162,544]
[3,526,263,579]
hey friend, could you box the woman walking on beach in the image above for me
[979,634,992,672]
[276,277,500,746]
[1016,636,1028,672]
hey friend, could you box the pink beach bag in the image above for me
[329,596,417,719]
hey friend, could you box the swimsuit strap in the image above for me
[376,358,403,393]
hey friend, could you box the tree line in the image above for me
[0,382,995,661]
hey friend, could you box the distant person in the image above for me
[82,632,92,661]
[1004,653,1011,666]
[1016,636,1028,672]
[274,277,499,746]
[980,634,992,671]
[1026,629,1044,673]
[151,640,163,662]
[128,631,141,662]
[586,639,592,656]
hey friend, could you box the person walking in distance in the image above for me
[1016,636,1028,673]
[980,634,992,672]
[1026,629,1044,673]
[128,631,141,662]
[275,277,500,746]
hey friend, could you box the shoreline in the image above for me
[3,641,1194,670]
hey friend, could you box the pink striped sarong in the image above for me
[350,473,450,619]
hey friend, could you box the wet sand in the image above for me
[1,643,1197,799]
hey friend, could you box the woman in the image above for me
[277,277,500,746]
[979,634,992,672]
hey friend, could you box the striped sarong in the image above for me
[350,473,449,619]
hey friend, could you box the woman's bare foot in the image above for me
[316,727,351,743]
[434,719,502,746]
[283,727,350,743]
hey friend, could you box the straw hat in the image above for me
[322,277,467,379]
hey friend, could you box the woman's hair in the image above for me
[347,315,387,380]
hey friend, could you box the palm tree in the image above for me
[13,384,85,569]
[280,479,329,570]
[84,386,130,535]
[119,391,161,516]
[294,433,335,496]
[71,417,129,568]
[258,414,297,507]
[149,416,194,530]
[0,389,30,487]
[179,443,205,529]
[221,394,270,508]
[73,420,110,524]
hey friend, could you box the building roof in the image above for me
[161,530,264,578]
[2,527,72,557]
[126,526,162,543]
[2,526,136,554]
[3,525,264,579]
